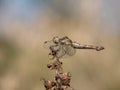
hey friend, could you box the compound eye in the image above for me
[53,36,59,44]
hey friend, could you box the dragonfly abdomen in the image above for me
[72,42,104,51]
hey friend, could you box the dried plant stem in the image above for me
[42,50,73,90]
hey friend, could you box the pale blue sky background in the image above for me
[0,0,120,34]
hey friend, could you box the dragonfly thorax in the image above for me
[60,39,72,45]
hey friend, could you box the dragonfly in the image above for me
[44,36,104,59]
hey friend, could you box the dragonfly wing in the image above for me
[57,45,66,58]
[66,45,76,56]
[57,45,76,58]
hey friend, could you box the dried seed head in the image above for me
[60,72,71,86]
[47,61,63,70]
[41,79,56,89]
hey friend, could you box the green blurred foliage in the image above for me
[0,37,19,76]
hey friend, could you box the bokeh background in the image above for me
[0,0,120,90]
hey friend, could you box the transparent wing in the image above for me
[44,40,55,60]
[44,40,76,59]
[57,44,76,58]
[57,45,66,58]
[65,45,76,56]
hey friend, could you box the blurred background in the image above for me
[0,0,120,90]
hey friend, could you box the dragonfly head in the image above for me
[53,36,60,44]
